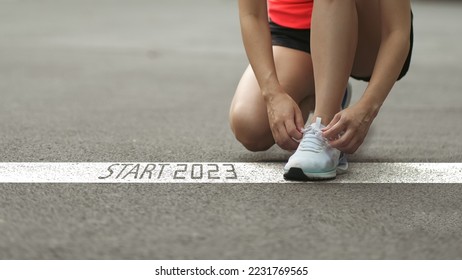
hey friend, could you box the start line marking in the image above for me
[0,162,461,184]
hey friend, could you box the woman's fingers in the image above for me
[266,93,306,151]
[321,106,373,154]
[276,124,299,150]
[322,118,346,140]
[342,139,362,154]
[294,106,305,133]
[328,130,354,148]
[329,124,366,153]
[285,119,302,141]
[323,113,341,131]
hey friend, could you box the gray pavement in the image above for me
[1,0,462,259]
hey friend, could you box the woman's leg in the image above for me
[282,0,383,180]
[351,0,382,78]
[310,0,381,125]
[229,46,315,152]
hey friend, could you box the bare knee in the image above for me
[235,132,274,152]
[229,107,274,152]
[239,137,274,152]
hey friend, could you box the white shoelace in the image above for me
[299,117,328,152]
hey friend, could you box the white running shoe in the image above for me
[284,117,343,181]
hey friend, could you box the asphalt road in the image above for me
[0,0,461,259]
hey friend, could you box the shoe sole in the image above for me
[283,168,336,181]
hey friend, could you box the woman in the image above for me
[229,0,413,180]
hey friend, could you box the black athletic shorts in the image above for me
[269,13,413,82]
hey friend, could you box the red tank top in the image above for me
[268,0,313,29]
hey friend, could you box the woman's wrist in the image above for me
[261,79,285,102]
[356,94,381,120]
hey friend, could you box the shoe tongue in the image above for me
[312,117,325,130]
[300,117,326,151]
[315,117,322,129]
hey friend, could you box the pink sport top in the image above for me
[268,0,313,29]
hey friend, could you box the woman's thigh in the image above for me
[351,0,382,78]
[229,46,315,151]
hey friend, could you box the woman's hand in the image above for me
[322,103,378,154]
[265,93,304,151]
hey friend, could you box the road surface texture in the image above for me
[1,0,461,259]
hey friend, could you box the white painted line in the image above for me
[0,162,461,184]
